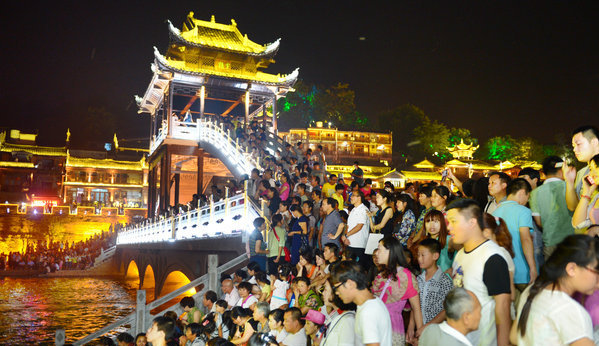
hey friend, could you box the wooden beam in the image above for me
[174,94,264,105]
[179,93,200,115]
[221,99,242,117]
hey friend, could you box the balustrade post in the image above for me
[55,328,65,346]
[243,180,248,224]
[208,254,219,293]
[135,290,147,336]
[209,195,214,225]
[225,187,230,218]
[260,199,267,218]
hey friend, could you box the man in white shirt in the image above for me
[447,199,511,346]
[485,172,510,214]
[282,307,308,346]
[343,190,370,269]
[420,287,482,346]
[331,260,392,346]
[221,279,240,309]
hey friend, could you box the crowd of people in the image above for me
[100,124,599,346]
[0,230,116,272]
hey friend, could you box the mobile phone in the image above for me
[586,175,596,186]
[441,169,448,183]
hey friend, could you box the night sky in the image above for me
[2,1,598,147]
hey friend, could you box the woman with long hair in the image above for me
[573,154,599,232]
[482,213,517,306]
[278,173,291,202]
[289,205,309,265]
[431,185,452,214]
[408,185,434,248]
[373,237,423,345]
[394,194,418,246]
[416,210,453,272]
[510,235,599,345]
[230,307,258,345]
[371,190,396,236]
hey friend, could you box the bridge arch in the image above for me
[160,270,198,297]
[125,259,139,281]
[142,264,156,290]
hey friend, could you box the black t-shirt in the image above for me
[482,254,511,296]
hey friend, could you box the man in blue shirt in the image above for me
[492,178,536,293]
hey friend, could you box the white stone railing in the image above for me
[149,118,259,177]
[116,192,259,245]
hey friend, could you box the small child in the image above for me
[255,271,271,302]
[269,264,291,310]
[409,238,453,336]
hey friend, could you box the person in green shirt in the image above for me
[529,156,574,259]
[293,276,323,315]
[268,214,287,272]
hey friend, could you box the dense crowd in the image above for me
[0,230,116,272]
[101,124,599,346]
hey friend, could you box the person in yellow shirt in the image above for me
[332,183,345,211]
[321,174,337,198]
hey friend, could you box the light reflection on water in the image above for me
[0,277,136,344]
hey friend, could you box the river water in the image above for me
[0,277,137,344]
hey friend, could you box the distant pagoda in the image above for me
[446,139,479,160]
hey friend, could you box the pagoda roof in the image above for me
[445,159,469,167]
[447,139,479,152]
[168,14,280,57]
[495,161,515,169]
[518,161,542,170]
[154,47,298,86]
[401,170,442,181]
[0,142,66,157]
[0,161,35,168]
[413,159,436,169]
[66,155,147,171]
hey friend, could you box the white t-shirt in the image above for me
[516,287,593,345]
[270,328,288,343]
[270,279,289,310]
[281,327,307,346]
[224,287,240,308]
[235,294,258,308]
[355,297,392,346]
[347,204,370,248]
[320,311,356,346]
[452,240,511,346]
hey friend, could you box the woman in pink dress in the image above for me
[278,173,291,202]
[372,236,423,345]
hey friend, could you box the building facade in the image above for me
[0,129,148,210]
[279,122,392,165]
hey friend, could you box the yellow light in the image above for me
[63,181,146,188]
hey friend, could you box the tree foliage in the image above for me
[376,104,427,155]
[482,135,516,161]
[413,117,451,159]
[449,128,478,147]
[278,81,364,130]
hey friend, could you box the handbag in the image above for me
[273,227,291,262]
[365,215,383,255]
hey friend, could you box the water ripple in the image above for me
[0,277,136,343]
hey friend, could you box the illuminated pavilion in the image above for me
[136,13,298,216]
